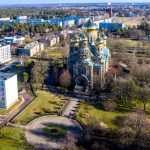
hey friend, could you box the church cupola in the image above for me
[71,34,80,47]
[82,18,98,43]
[102,33,107,47]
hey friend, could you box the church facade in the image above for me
[67,19,110,92]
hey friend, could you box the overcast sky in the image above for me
[0,0,149,4]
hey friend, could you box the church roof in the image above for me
[82,19,98,30]
[71,34,80,43]
[102,33,107,40]
[79,33,88,41]
[103,47,109,60]
[96,37,104,44]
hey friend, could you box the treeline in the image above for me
[0,8,70,20]
[0,23,64,36]
[109,21,150,39]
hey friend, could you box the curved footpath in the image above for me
[25,116,83,150]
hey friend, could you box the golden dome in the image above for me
[82,19,98,30]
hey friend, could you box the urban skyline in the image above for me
[0,0,150,5]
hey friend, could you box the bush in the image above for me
[103,101,117,111]
[43,108,52,113]
[82,113,90,119]
[34,112,41,115]
[86,106,94,110]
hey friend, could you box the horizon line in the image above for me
[0,2,150,5]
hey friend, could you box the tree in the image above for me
[23,72,29,92]
[31,61,49,90]
[131,64,150,87]
[138,88,150,111]
[93,75,102,94]
[59,69,71,90]
[123,109,150,147]
[63,132,77,150]
[39,61,49,88]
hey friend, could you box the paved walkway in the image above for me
[25,116,82,150]
[62,98,80,117]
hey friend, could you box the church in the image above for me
[67,19,110,92]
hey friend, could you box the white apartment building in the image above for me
[45,35,60,47]
[4,36,25,44]
[0,44,11,64]
[16,41,44,57]
[0,73,18,109]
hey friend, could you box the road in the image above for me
[0,92,35,129]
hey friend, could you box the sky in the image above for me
[0,0,150,5]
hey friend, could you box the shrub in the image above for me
[82,113,90,119]
[43,108,52,113]
[86,106,94,110]
[103,101,117,111]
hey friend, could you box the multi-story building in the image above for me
[99,22,125,31]
[4,36,25,44]
[45,34,60,47]
[0,73,18,109]
[16,41,44,57]
[0,44,11,64]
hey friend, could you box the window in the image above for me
[79,66,86,74]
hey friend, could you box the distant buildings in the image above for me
[0,73,18,109]
[16,41,44,57]
[0,44,11,64]
[99,22,124,31]
[0,17,10,22]
[4,36,25,44]
[45,34,60,47]
[16,16,28,21]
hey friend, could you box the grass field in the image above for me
[14,90,67,125]
[114,17,143,27]
[108,38,150,59]
[0,127,32,150]
[0,98,22,115]
[77,100,150,130]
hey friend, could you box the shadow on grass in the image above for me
[111,116,126,128]
[115,103,134,113]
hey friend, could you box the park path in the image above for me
[62,98,80,117]
[25,116,82,150]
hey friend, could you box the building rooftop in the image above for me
[0,72,16,80]
[0,43,8,47]
[18,41,39,49]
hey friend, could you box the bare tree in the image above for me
[93,75,102,94]
[124,109,150,146]
[59,69,72,90]
[138,88,150,111]
[63,132,77,150]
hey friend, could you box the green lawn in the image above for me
[14,90,67,125]
[77,100,150,130]
[0,127,32,150]
[43,124,67,139]
[77,102,125,130]
[0,98,22,115]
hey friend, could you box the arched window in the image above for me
[79,66,86,74]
